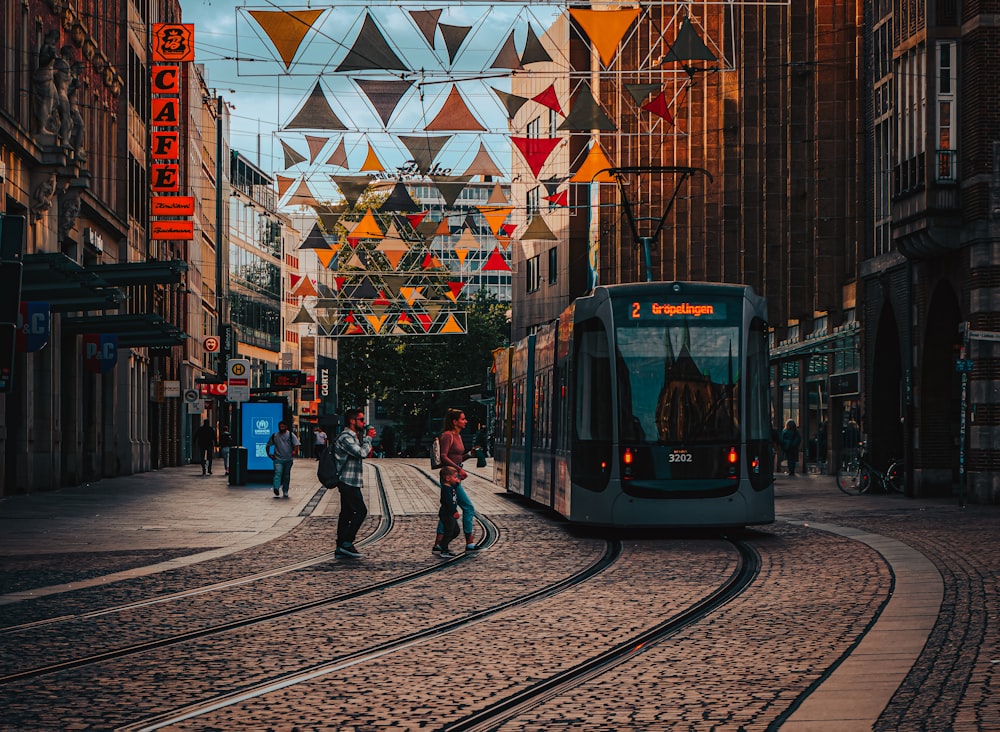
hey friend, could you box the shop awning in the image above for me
[21,253,123,312]
[61,313,187,348]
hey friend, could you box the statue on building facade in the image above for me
[53,45,76,144]
[68,61,87,161]
[33,30,60,134]
[30,172,59,222]
[58,189,82,241]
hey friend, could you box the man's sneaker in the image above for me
[439,549,457,558]
[273,488,280,497]
[465,543,479,551]
[432,545,442,554]
[335,543,363,558]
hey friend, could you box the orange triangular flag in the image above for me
[400,286,424,305]
[425,85,486,131]
[315,249,337,268]
[292,277,319,297]
[568,8,640,66]
[434,219,452,237]
[275,174,296,199]
[352,209,384,239]
[360,143,385,172]
[570,142,616,183]
[454,249,468,265]
[382,249,406,269]
[477,206,514,236]
[446,281,465,302]
[365,314,389,332]
[440,313,465,334]
[248,9,325,68]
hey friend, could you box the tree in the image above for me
[338,290,509,440]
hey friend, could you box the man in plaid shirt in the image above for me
[333,407,375,558]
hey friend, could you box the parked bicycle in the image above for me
[836,442,904,495]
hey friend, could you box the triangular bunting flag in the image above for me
[297,222,330,249]
[248,9,324,69]
[285,81,347,130]
[415,313,432,332]
[352,209,384,239]
[280,139,307,168]
[409,9,442,47]
[625,83,662,106]
[544,190,569,207]
[331,175,370,208]
[425,86,486,132]
[511,136,561,178]
[398,134,452,173]
[456,227,480,250]
[292,277,319,297]
[400,286,425,306]
[430,175,471,207]
[378,182,420,213]
[490,30,523,70]
[438,24,472,64]
[462,143,504,179]
[356,79,414,127]
[661,17,718,63]
[558,85,616,131]
[446,281,466,302]
[434,218,452,237]
[365,314,389,333]
[477,206,514,236]
[568,8,640,66]
[275,174,296,199]
[406,211,428,229]
[570,141,616,183]
[336,14,409,72]
[454,248,469,265]
[642,91,675,124]
[382,249,406,269]
[520,215,558,241]
[292,305,316,324]
[287,178,319,207]
[325,138,348,167]
[440,314,465,334]
[481,247,511,271]
[305,135,328,162]
[532,85,563,115]
[359,143,385,172]
[316,249,337,268]
[492,88,530,120]
[487,183,509,204]
[520,24,552,65]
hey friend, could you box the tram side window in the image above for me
[572,318,613,490]
[746,317,773,485]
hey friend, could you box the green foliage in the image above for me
[338,290,509,440]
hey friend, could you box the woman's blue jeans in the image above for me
[437,481,475,536]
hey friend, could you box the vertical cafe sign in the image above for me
[150,24,195,241]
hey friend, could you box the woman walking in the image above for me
[433,408,479,552]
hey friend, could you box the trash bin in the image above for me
[229,446,248,486]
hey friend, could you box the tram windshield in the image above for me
[615,301,741,445]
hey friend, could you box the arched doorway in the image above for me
[870,305,903,472]
[919,282,962,495]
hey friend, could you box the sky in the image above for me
[180,0,566,206]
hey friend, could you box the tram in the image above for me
[492,282,774,528]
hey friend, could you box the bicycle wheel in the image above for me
[885,462,904,493]
[837,462,865,494]
[857,465,874,494]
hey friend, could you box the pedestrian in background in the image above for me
[194,419,216,476]
[333,408,375,558]
[219,426,232,476]
[436,466,462,558]
[313,425,328,460]
[433,408,478,552]
[781,419,802,476]
[266,421,300,498]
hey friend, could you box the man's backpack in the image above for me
[317,443,339,487]
[430,435,442,470]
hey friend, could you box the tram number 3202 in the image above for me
[669,452,693,463]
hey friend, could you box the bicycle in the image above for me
[836,443,904,495]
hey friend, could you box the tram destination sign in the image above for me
[967,329,1000,343]
[627,300,728,321]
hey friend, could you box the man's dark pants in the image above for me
[336,482,367,546]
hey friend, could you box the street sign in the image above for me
[227,357,251,402]
[967,329,1000,342]
[162,380,181,398]
[183,388,201,404]
[955,359,974,373]
[203,336,220,352]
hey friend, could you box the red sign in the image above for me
[151,132,180,159]
[83,334,118,374]
[151,65,180,94]
[151,220,194,240]
[151,164,180,192]
[151,196,195,216]
[152,24,195,63]
[151,99,179,126]
[203,336,220,352]
[199,383,228,396]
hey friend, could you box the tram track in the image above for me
[0,465,498,685]
[116,538,624,732]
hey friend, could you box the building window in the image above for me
[526,255,540,293]
[549,108,558,136]
[936,41,957,182]
[548,247,558,285]
[527,186,541,218]
[526,117,540,139]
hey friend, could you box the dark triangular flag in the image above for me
[625,83,662,106]
[490,31,523,70]
[336,14,409,72]
[409,9,442,47]
[492,88,530,120]
[297,222,331,249]
[280,139,307,168]
[520,24,552,65]
[558,84,616,131]
[285,82,347,130]
[356,79,414,127]
[331,175,371,209]
[661,17,718,63]
[378,181,420,213]
[438,24,472,64]
[430,175,472,208]
[398,134,452,174]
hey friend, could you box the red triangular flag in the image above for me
[641,91,674,124]
[481,247,511,271]
[544,190,568,206]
